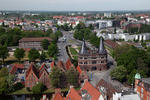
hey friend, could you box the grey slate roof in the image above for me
[79,39,88,55]
[98,37,107,54]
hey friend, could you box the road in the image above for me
[88,54,129,91]
[57,31,94,62]
[57,31,81,62]
[57,31,128,90]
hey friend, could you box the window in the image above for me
[91,57,96,59]
[101,61,104,63]
[80,62,83,64]
[84,62,88,64]
[84,57,87,59]
[80,57,83,59]
[92,61,96,64]
[101,56,104,59]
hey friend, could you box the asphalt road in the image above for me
[57,31,128,90]
[57,31,81,62]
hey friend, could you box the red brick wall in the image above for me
[39,71,50,88]
[135,80,150,100]
[25,71,39,89]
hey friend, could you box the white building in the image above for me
[96,20,112,29]
[104,13,112,18]
[97,31,150,41]
[135,33,150,41]
[146,18,150,23]
[113,92,140,100]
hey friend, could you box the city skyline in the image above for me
[0,0,150,11]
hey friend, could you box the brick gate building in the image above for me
[78,37,107,71]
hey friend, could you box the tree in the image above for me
[110,65,127,82]
[7,74,15,92]
[46,28,53,35]
[127,69,137,85]
[0,77,8,94]
[147,47,150,52]
[66,67,79,87]
[49,67,66,88]
[40,51,46,62]
[49,34,58,43]
[41,39,49,50]
[32,83,45,94]
[14,48,25,63]
[0,27,5,34]
[75,22,86,30]
[28,49,40,62]
[13,82,24,91]
[47,43,58,58]
[0,45,9,64]
[0,67,9,78]
[55,30,63,38]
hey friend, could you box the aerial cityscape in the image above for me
[0,0,150,100]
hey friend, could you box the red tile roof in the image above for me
[52,93,64,100]
[50,61,55,68]
[77,66,82,74]
[19,37,52,42]
[104,40,119,49]
[81,80,101,100]
[96,79,118,100]
[26,64,38,78]
[10,64,24,74]
[57,61,64,69]
[65,59,72,70]
[39,64,47,71]
[66,87,82,100]
[39,64,49,77]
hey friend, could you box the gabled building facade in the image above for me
[78,37,107,71]
[25,64,50,89]
[135,73,150,100]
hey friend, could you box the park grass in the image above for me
[69,47,78,55]
[11,88,32,95]
[11,87,80,95]
[73,56,78,60]
[104,45,113,56]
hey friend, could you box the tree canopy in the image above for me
[110,65,127,82]
[14,48,25,63]
[49,67,66,88]
[0,45,9,64]
[66,67,79,87]
[47,43,58,58]
[41,39,49,50]
[28,49,40,62]
[32,83,46,94]
[112,45,150,84]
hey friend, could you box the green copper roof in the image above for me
[135,73,141,79]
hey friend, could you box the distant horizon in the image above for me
[0,0,150,12]
[1,9,150,12]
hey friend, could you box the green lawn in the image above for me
[11,88,32,95]
[69,47,78,55]
[73,56,78,60]
[11,87,79,95]
[104,45,113,56]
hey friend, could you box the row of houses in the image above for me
[51,77,149,100]
[9,59,88,89]
[97,32,150,41]
[49,73,150,100]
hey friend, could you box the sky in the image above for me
[0,0,150,11]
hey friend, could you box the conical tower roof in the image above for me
[98,37,107,54]
[79,39,88,55]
